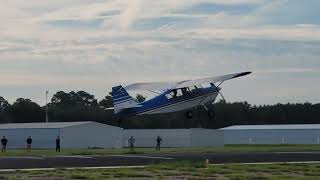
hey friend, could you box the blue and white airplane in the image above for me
[110,72,251,118]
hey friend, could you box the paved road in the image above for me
[1,152,320,169]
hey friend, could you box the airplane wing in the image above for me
[124,82,178,91]
[175,71,251,88]
[124,71,251,91]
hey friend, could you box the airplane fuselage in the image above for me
[116,85,220,117]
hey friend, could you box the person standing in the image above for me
[26,136,32,152]
[1,136,8,152]
[156,136,162,151]
[56,136,61,152]
[128,136,136,152]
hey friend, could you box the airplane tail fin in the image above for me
[111,85,140,114]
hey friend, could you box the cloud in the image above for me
[0,0,319,105]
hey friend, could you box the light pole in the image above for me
[46,90,49,123]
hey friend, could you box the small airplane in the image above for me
[110,71,251,119]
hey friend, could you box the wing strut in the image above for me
[216,81,224,87]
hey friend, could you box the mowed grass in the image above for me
[1,144,320,157]
[2,161,320,179]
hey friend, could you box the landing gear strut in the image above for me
[201,105,216,119]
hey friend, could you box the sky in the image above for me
[0,0,319,105]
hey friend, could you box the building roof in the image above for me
[220,124,320,130]
[0,121,93,129]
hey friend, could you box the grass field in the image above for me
[1,144,320,157]
[1,161,320,179]
[1,145,320,179]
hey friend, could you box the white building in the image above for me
[0,121,123,149]
[123,128,224,147]
[221,124,320,144]
[0,121,225,149]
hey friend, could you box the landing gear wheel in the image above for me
[186,111,193,119]
[208,110,215,119]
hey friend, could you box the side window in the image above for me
[189,86,196,92]
[181,87,190,95]
[196,85,203,89]
[165,93,173,99]
[165,89,183,100]
[176,89,183,97]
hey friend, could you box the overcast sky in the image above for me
[0,0,319,105]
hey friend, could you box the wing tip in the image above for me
[233,71,252,78]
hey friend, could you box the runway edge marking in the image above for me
[50,155,93,159]
[0,166,146,172]
[210,161,320,166]
[0,157,44,160]
[108,155,174,160]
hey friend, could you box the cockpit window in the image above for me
[175,89,183,97]
[196,85,203,88]
[189,86,197,92]
[165,89,183,100]
[165,93,173,99]
[181,87,190,95]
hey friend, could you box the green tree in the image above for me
[49,91,110,123]
[0,97,10,113]
[7,98,44,123]
[75,91,99,107]
[0,97,10,123]
[51,91,71,106]
[51,91,98,107]
[99,95,113,108]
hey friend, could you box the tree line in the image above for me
[0,91,319,129]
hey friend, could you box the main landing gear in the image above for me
[185,107,215,119]
[202,105,216,119]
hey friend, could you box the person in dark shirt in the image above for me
[128,136,135,152]
[156,136,162,151]
[56,136,61,152]
[1,136,8,152]
[26,136,32,152]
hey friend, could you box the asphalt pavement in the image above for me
[1,152,320,169]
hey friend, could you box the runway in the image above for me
[1,152,320,170]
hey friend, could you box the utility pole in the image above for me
[46,90,49,123]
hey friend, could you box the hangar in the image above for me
[123,128,224,147]
[221,124,320,144]
[0,121,122,149]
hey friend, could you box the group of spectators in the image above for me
[1,135,163,152]
[128,136,163,151]
[1,136,61,152]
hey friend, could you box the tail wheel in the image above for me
[186,111,193,119]
[208,110,215,119]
